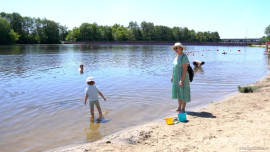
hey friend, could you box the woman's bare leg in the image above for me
[176,99,183,111]
[181,102,186,113]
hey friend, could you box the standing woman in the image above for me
[171,42,191,113]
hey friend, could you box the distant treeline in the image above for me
[0,12,221,45]
[0,12,67,45]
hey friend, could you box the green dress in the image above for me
[172,54,191,102]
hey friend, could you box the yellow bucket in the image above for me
[164,117,174,125]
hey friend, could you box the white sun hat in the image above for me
[171,42,184,50]
[86,77,95,82]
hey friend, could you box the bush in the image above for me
[238,86,258,93]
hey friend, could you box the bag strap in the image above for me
[179,54,190,65]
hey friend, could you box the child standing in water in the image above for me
[84,77,106,122]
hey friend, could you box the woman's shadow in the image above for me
[186,111,216,118]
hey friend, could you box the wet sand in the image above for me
[51,75,270,152]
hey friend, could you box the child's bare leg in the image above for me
[90,103,95,122]
[96,104,102,118]
[181,102,186,113]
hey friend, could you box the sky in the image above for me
[1,0,269,38]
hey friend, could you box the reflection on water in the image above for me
[193,67,205,74]
[85,122,101,142]
[0,44,269,152]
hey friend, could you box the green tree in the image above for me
[182,27,189,42]
[4,13,24,43]
[0,17,20,44]
[127,21,142,41]
[9,29,20,43]
[155,25,174,41]
[80,23,92,41]
[59,25,68,41]
[0,12,7,18]
[172,27,182,41]
[99,25,113,41]
[188,29,196,42]
[210,32,221,42]
[265,25,270,37]
[79,23,101,41]
[9,13,23,35]
[90,23,101,41]
[21,16,37,43]
[34,18,43,43]
[112,24,128,41]
[203,31,211,42]
[72,27,81,41]
[65,27,81,41]
[195,32,206,42]
[259,36,270,43]
[0,17,11,44]
[44,19,60,44]
[35,19,60,44]
[65,30,73,41]
[140,21,156,41]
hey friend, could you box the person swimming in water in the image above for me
[79,64,84,74]
[193,60,205,68]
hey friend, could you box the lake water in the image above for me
[0,44,269,152]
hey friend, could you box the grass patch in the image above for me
[238,86,259,93]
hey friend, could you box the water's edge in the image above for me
[48,73,269,152]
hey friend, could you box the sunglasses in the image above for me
[174,47,181,50]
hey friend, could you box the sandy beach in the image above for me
[52,75,270,152]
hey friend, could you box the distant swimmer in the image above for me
[222,50,227,54]
[79,64,84,74]
[193,60,205,68]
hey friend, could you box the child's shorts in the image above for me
[89,100,100,109]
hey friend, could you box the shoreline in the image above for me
[1,42,262,47]
[64,41,252,46]
[51,74,270,152]
[249,44,266,48]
